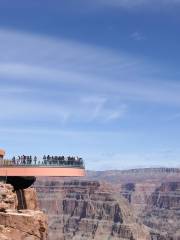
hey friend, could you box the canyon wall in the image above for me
[141,182,180,239]
[36,168,180,240]
[0,183,47,240]
[94,169,180,240]
[36,180,151,240]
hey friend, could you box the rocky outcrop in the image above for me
[115,180,180,239]
[148,182,180,210]
[0,183,17,211]
[86,169,180,239]
[36,180,151,240]
[0,183,47,240]
[35,169,180,239]
[23,187,39,210]
[140,182,180,239]
[120,183,157,216]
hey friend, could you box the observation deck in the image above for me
[0,150,85,177]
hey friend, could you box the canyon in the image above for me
[35,168,180,240]
[36,180,151,240]
[0,168,179,240]
[88,168,180,239]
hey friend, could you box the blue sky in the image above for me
[1,0,180,170]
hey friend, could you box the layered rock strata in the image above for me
[0,183,47,240]
[120,183,157,215]
[141,182,180,239]
[36,180,151,240]
[36,169,180,239]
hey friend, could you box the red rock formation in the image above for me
[0,183,47,240]
[35,168,180,239]
[23,187,39,210]
[36,180,151,240]
[149,182,180,210]
[120,182,158,215]
[141,182,180,239]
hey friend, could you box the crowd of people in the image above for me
[11,155,83,166]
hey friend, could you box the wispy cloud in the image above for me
[0,29,180,105]
[0,28,180,129]
[1,29,180,132]
[96,0,180,9]
[131,32,146,41]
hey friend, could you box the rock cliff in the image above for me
[141,182,180,239]
[35,168,180,239]
[120,183,157,216]
[120,181,180,239]
[36,180,151,240]
[148,182,180,210]
[0,183,47,240]
[87,169,180,239]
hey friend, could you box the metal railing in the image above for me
[0,158,85,169]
